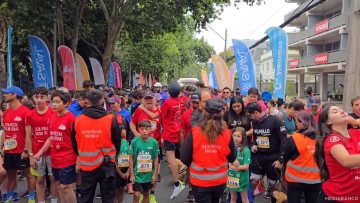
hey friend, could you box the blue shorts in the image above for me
[52,165,77,185]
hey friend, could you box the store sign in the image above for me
[315,19,329,34]
[314,52,329,65]
[289,59,299,68]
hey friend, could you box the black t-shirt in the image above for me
[252,115,287,155]
[223,110,251,131]
[348,112,360,129]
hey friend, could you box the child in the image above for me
[115,122,130,203]
[129,120,159,203]
[227,127,250,203]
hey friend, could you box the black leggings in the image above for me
[287,182,321,203]
[191,184,226,203]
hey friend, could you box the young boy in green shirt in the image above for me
[129,120,159,203]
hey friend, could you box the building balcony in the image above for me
[288,49,347,73]
[288,13,345,45]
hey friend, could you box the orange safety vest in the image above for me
[75,114,116,171]
[285,132,321,184]
[189,127,231,187]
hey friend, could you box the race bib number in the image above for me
[257,136,270,149]
[150,121,157,131]
[4,138,17,150]
[137,155,152,173]
[118,155,130,168]
[227,176,240,189]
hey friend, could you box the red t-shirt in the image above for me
[3,105,31,154]
[49,111,77,169]
[25,108,55,156]
[181,96,189,102]
[131,107,161,144]
[180,108,193,139]
[161,97,185,143]
[322,130,360,202]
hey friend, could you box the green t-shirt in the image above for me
[227,147,251,192]
[129,136,159,183]
[116,139,130,168]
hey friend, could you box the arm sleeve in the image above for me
[281,137,299,164]
[180,132,193,166]
[111,117,121,154]
[275,118,288,159]
[227,136,237,163]
[71,122,79,155]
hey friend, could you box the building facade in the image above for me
[285,0,349,101]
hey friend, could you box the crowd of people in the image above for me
[0,79,359,203]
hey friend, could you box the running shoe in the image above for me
[149,194,157,203]
[1,193,6,203]
[128,184,134,194]
[12,192,20,201]
[27,199,35,203]
[263,188,271,199]
[157,174,162,182]
[95,194,101,199]
[139,194,143,202]
[170,181,185,199]
[186,191,195,202]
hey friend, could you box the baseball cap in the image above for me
[205,99,223,114]
[153,82,162,88]
[310,98,319,106]
[2,86,24,97]
[190,94,199,102]
[154,93,163,101]
[143,91,154,98]
[108,96,122,104]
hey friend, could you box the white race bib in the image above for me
[4,138,17,150]
[137,155,152,173]
[227,176,240,189]
[118,155,130,168]
[257,136,270,149]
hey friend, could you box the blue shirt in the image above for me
[119,108,131,124]
[282,111,296,134]
[67,100,83,117]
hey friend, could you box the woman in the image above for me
[315,104,360,202]
[283,111,321,203]
[244,87,267,112]
[223,96,252,138]
[267,100,279,116]
[181,99,236,203]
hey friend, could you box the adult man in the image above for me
[245,102,287,199]
[2,86,32,202]
[72,90,121,202]
[222,87,232,103]
[161,81,186,199]
[308,97,320,116]
[190,89,212,127]
[130,91,161,202]
[25,87,57,203]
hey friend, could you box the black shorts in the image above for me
[52,165,77,185]
[4,153,30,170]
[133,182,152,192]
[250,154,279,181]
[163,140,180,159]
[116,168,128,187]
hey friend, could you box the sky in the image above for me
[197,0,299,53]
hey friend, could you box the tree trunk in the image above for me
[0,19,7,89]
[102,19,125,85]
[71,0,87,54]
[57,6,65,45]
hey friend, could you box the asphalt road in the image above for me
[14,161,270,203]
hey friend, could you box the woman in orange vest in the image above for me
[282,111,321,203]
[180,99,236,203]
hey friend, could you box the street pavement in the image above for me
[15,161,269,203]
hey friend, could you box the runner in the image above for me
[244,87,267,112]
[25,87,57,203]
[160,81,186,199]
[245,102,287,200]
[129,120,159,203]
[190,89,212,127]
[2,86,32,202]
[49,90,77,203]
[67,90,87,116]
[130,91,161,202]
